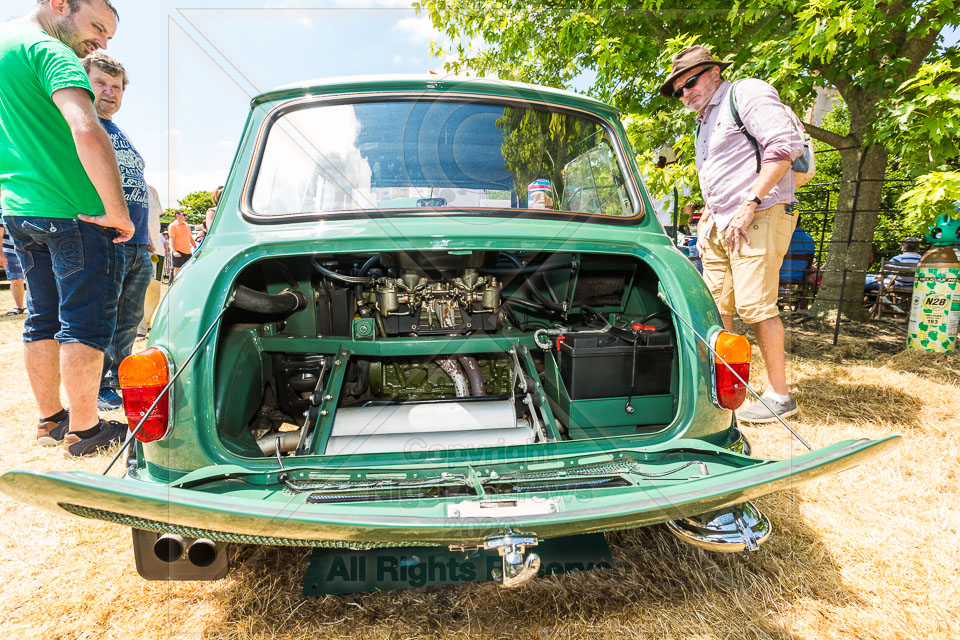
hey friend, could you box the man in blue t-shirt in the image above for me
[865,237,922,302]
[83,52,154,411]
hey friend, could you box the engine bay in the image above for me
[213,250,679,459]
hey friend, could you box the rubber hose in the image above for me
[522,278,565,312]
[230,285,306,316]
[480,262,572,275]
[312,260,375,284]
[503,296,556,314]
[359,254,380,276]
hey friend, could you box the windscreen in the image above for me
[250,99,635,218]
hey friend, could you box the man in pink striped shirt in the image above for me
[660,46,805,423]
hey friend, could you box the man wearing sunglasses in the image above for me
[660,45,805,423]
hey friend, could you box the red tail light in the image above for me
[118,347,171,443]
[712,331,751,410]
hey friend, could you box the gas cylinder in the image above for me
[907,215,960,352]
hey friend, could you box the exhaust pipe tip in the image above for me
[187,538,218,568]
[154,534,185,563]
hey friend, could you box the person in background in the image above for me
[780,225,816,284]
[677,223,703,274]
[0,188,28,316]
[138,185,165,338]
[662,45,805,423]
[1,0,133,456]
[864,237,922,303]
[83,52,154,412]
[168,210,196,277]
[778,225,817,310]
[204,185,223,232]
[160,228,173,282]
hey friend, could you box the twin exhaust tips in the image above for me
[154,534,219,567]
[132,529,229,580]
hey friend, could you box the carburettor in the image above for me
[375,267,501,318]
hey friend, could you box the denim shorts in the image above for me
[4,216,124,352]
[2,247,24,280]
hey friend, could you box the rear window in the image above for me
[249,99,636,218]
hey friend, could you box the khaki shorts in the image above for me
[702,203,797,324]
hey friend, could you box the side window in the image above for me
[559,141,633,217]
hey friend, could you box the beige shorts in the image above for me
[702,203,797,324]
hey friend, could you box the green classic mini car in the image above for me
[1,76,897,590]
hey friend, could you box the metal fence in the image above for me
[791,176,918,343]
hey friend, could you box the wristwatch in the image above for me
[746,192,762,205]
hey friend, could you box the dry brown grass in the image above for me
[0,290,957,639]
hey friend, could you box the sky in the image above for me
[3,2,958,210]
[7,0,454,209]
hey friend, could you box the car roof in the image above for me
[251,74,620,117]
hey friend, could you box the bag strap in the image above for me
[727,79,762,174]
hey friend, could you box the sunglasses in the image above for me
[672,69,709,99]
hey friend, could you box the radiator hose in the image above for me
[230,285,307,317]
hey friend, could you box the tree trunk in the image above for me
[810,144,890,319]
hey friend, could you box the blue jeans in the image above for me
[5,217,123,352]
[2,246,24,280]
[102,244,154,388]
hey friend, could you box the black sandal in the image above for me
[4,308,26,316]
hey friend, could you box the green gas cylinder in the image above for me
[907,215,960,352]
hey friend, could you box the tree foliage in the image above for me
[162,191,211,225]
[417,0,959,317]
[878,53,960,226]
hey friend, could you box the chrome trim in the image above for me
[239,91,643,222]
[724,428,752,456]
[156,345,176,444]
[665,500,771,553]
[707,328,723,410]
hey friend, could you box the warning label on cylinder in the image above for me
[908,267,960,352]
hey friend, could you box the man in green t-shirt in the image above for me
[0,0,135,457]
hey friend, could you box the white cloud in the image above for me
[298,15,313,28]
[393,53,403,64]
[393,15,442,43]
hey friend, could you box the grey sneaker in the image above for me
[736,397,798,423]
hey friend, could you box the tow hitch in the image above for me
[302,533,611,594]
[451,532,541,588]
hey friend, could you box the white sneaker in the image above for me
[737,397,798,423]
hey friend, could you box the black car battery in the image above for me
[557,328,673,400]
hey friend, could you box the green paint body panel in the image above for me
[0,77,901,550]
